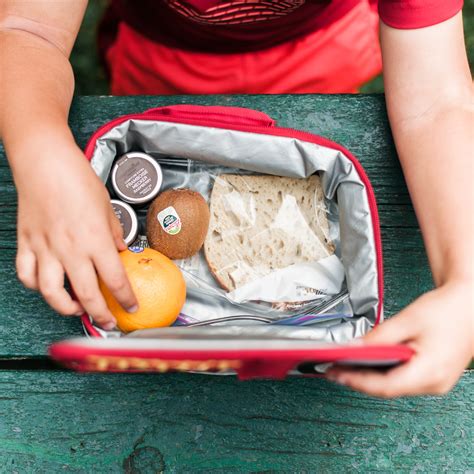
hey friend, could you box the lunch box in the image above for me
[49,105,413,379]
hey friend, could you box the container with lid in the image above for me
[111,152,163,205]
[111,199,139,246]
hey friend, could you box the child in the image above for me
[0,1,472,397]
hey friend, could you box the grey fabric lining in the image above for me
[89,119,381,340]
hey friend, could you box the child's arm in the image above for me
[327,12,473,396]
[0,1,138,329]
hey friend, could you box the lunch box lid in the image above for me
[49,337,413,380]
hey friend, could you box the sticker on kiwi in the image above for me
[157,206,182,235]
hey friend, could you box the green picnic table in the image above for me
[0,95,472,473]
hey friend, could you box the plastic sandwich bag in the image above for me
[126,157,351,324]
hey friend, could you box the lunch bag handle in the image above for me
[142,104,277,128]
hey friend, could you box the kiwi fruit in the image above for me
[146,189,210,260]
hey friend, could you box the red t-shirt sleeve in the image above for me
[378,0,463,29]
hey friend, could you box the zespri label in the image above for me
[157,206,182,235]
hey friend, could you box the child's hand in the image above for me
[13,140,138,329]
[326,279,473,397]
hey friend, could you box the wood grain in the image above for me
[0,371,472,472]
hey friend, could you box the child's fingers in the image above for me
[36,254,83,316]
[93,247,138,313]
[16,244,38,290]
[362,308,418,345]
[326,366,419,398]
[327,351,455,398]
[65,259,117,330]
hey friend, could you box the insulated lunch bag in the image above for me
[49,105,413,380]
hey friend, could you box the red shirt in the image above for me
[110,0,463,53]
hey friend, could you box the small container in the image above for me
[111,152,163,205]
[111,199,139,246]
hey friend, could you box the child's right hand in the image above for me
[12,138,138,329]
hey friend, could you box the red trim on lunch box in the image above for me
[83,105,384,327]
[82,315,102,338]
[49,341,413,380]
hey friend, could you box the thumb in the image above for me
[363,309,417,345]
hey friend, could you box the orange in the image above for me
[99,248,186,333]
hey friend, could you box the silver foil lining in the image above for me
[88,118,381,343]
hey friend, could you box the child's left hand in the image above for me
[326,279,473,397]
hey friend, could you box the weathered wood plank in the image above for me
[0,371,472,472]
[0,95,431,357]
[0,95,470,473]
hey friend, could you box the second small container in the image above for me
[111,199,139,246]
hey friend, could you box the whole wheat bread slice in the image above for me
[204,174,334,292]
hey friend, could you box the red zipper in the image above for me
[84,110,384,327]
